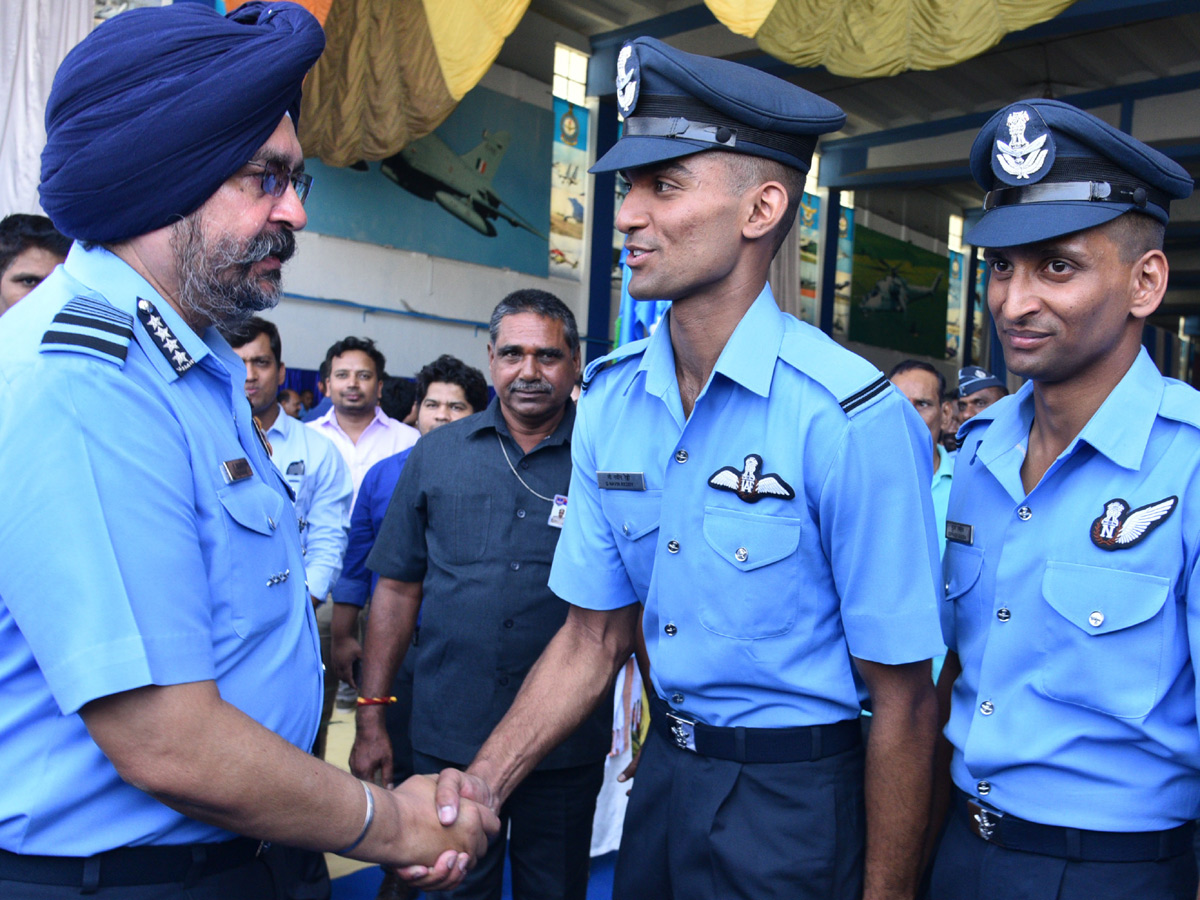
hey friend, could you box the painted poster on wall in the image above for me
[301,86,552,279]
[797,191,820,326]
[849,225,948,357]
[833,208,855,337]
[549,98,588,279]
[945,250,966,362]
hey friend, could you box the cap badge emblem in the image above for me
[708,454,795,504]
[1090,496,1177,550]
[616,44,639,118]
[996,109,1050,181]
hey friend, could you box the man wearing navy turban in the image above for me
[0,4,495,897]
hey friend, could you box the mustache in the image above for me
[509,379,552,394]
[236,228,296,269]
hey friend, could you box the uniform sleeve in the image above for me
[0,362,215,714]
[548,390,641,611]
[332,471,378,607]
[366,440,428,584]
[297,431,352,599]
[818,393,945,665]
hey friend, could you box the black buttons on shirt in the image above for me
[664,623,677,636]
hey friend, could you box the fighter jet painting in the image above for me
[380,131,546,240]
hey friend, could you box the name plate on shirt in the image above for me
[946,521,974,546]
[597,471,646,491]
[221,458,253,484]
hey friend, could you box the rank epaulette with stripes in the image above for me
[581,337,650,392]
[778,326,891,418]
[39,297,133,366]
[840,375,890,415]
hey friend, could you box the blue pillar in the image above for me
[585,98,619,364]
[818,190,841,335]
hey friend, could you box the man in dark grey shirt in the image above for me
[352,290,610,900]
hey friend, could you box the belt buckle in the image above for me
[966,798,1003,843]
[666,710,697,752]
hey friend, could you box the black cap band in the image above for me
[628,94,817,166]
[983,179,1169,217]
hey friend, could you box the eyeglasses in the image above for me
[244,161,313,205]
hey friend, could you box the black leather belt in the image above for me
[0,837,262,891]
[649,693,860,764]
[955,789,1194,862]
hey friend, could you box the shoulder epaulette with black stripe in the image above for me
[581,337,650,392]
[840,375,890,415]
[40,297,133,366]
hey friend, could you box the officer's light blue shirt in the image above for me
[932,443,954,557]
[266,407,352,599]
[0,245,323,854]
[549,286,944,728]
[943,348,1200,831]
[333,448,412,608]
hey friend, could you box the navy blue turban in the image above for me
[40,2,325,244]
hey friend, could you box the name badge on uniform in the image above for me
[548,494,568,529]
[222,458,253,484]
[598,471,645,491]
[286,460,305,476]
[946,521,974,545]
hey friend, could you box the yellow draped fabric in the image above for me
[705,0,1077,78]
[236,0,528,168]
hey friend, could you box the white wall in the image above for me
[266,63,589,380]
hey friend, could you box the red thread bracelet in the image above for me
[355,696,396,706]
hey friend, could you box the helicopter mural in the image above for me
[858,254,944,315]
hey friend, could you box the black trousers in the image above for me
[0,854,275,899]
[614,725,866,900]
[412,750,604,900]
[384,651,417,784]
[930,803,1198,900]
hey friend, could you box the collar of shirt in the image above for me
[265,404,293,440]
[975,348,1161,473]
[635,283,782,402]
[311,403,394,439]
[465,395,575,449]
[63,243,216,385]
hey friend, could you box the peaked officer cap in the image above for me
[40,1,325,244]
[965,98,1193,248]
[591,37,845,175]
[957,366,1004,398]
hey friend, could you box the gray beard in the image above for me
[170,213,295,329]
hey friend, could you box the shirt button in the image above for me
[519,460,529,470]
[498,676,510,686]
[1017,505,1032,521]
[667,540,680,554]
[622,524,630,536]
[980,700,995,716]
[664,623,677,636]
[977,780,991,796]
[516,509,526,519]
[674,449,689,463]
[1089,610,1105,628]
[997,608,1011,622]
[510,561,520,571]
[504,619,514,629]
[671,692,684,705]
[734,547,748,563]
[267,516,276,530]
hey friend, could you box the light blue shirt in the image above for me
[549,286,943,728]
[0,245,322,854]
[266,407,352,599]
[932,443,955,557]
[943,348,1200,830]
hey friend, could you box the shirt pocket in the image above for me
[445,492,492,565]
[599,489,661,601]
[1039,560,1171,719]
[699,505,802,639]
[218,482,293,639]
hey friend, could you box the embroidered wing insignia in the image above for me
[707,454,795,504]
[1090,496,1177,551]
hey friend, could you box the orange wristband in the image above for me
[355,696,396,706]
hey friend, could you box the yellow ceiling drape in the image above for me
[705,0,1078,78]
[278,0,528,168]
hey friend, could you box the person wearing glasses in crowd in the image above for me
[0,4,495,897]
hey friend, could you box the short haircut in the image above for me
[1105,211,1166,265]
[719,152,806,257]
[220,315,282,363]
[279,388,301,403]
[0,214,71,276]
[888,359,946,399]
[379,376,416,422]
[324,336,385,379]
[416,354,489,412]
[489,289,579,356]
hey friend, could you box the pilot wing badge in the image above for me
[996,109,1049,181]
[708,454,795,504]
[1090,496,1177,551]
